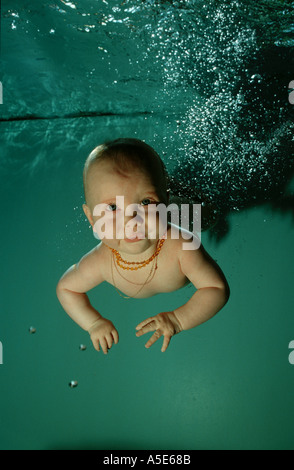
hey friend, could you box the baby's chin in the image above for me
[106,237,157,254]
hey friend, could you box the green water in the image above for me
[1,0,294,450]
[0,117,294,450]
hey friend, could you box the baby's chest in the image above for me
[104,253,189,298]
[150,255,189,293]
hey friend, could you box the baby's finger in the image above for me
[105,334,113,350]
[93,340,100,352]
[145,330,162,349]
[136,317,155,331]
[112,329,119,345]
[99,337,109,355]
[161,334,171,352]
[136,321,156,337]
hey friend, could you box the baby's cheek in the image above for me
[93,213,116,240]
[146,209,168,239]
[115,214,125,239]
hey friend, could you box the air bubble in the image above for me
[79,344,87,351]
[250,74,263,84]
[29,327,36,334]
[69,380,78,388]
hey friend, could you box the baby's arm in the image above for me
[56,246,118,354]
[136,237,229,351]
[173,242,230,330]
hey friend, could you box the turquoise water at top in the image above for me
[1,0,293,233]
[0,0,294,450]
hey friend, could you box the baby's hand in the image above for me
[88,318,119,354]
[135,311,183,352]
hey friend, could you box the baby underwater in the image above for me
[56,138,229,353]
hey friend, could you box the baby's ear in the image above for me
[83,204,94,227]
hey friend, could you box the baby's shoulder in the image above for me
[77,242,106,277]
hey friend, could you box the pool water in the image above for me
[0,0,294,450]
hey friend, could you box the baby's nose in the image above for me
[124,204,146,235]
[124,204,144,222]
[124,213,144,227]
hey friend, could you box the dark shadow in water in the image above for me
[168,41,294,242]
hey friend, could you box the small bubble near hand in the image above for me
[69,380,78,388]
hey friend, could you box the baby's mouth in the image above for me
[124,233,145,242]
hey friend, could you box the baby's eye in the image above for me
[140,198,155,206]
[106,203,117,212]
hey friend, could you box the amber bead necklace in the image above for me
[107,237,166,299]
[110,237,166,271]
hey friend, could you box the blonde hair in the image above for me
[83,138,169,204]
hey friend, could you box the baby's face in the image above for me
[83,160,166,255]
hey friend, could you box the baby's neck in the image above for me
[116,239,159,262]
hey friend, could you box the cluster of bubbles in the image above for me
[140,0,294,235]
[48,0,291,235]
